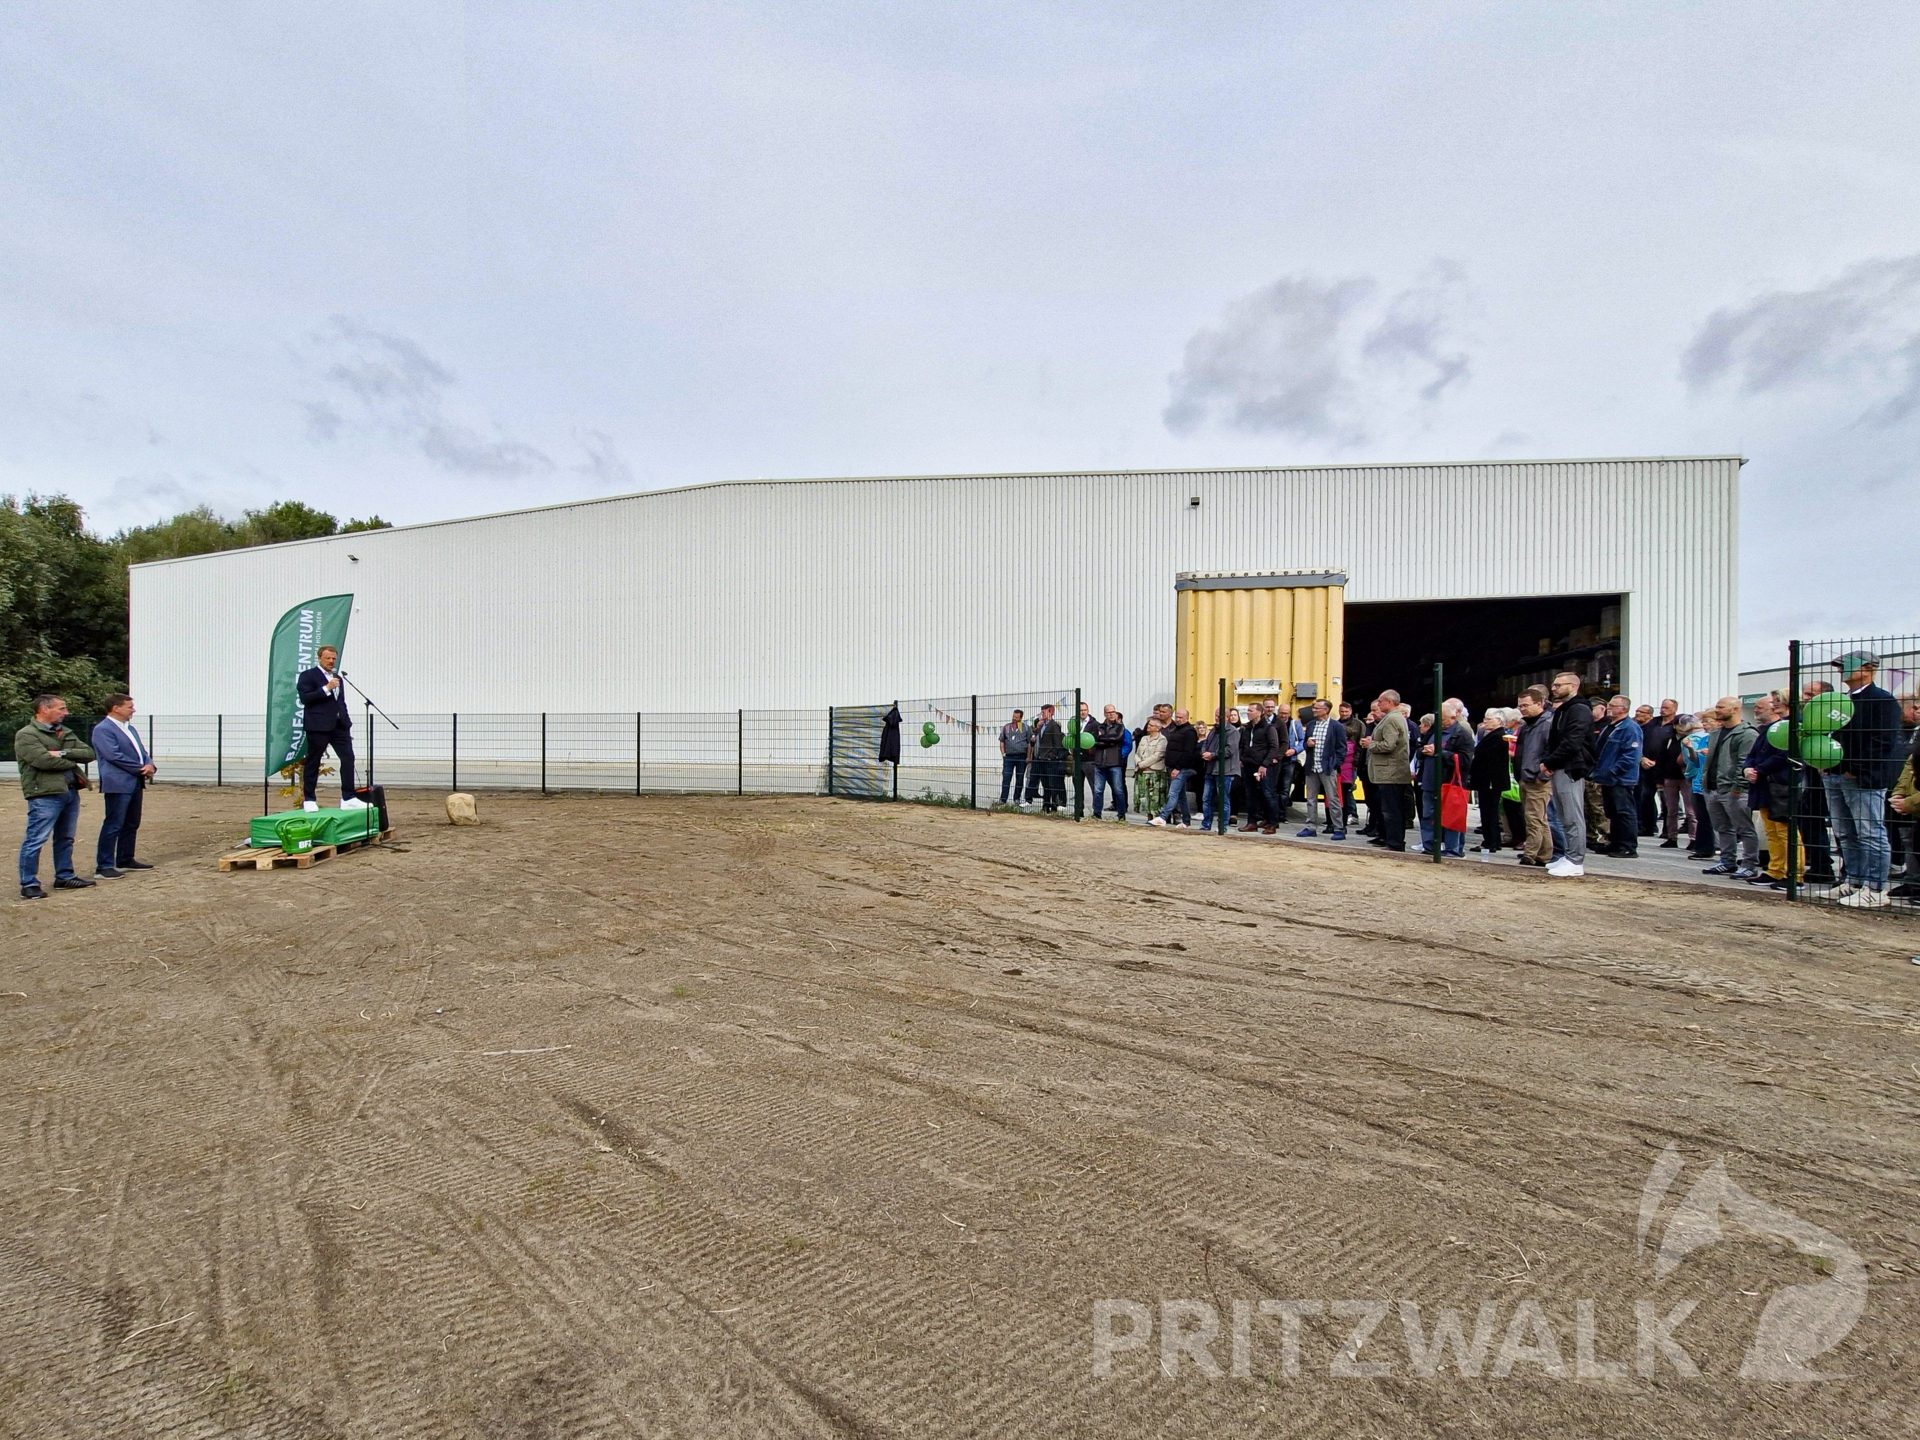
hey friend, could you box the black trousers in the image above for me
[301,728,357,801]
[1272,760,1295,821]
[1603,784,1640,855]
[1796,788,1834,878]
[1376,783,1411,850]
[1475,786,1506,851]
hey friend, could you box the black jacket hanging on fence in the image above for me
[879,705,902,764]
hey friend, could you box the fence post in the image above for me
[452,712,459,792]
[970,695,978,809]
[1072,686,1083,820]
[1217,677,1228,834]
[1787,640,1800,903]
[1431,662,1444,862]
[738,709,744,795]
[216,714,223,787]
[540,712,547,794]
[634,712,642,796]
[826,707,835,796]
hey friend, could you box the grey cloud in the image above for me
[1363,262,1471,401]
[576,428,635,490]
[304,318,554,476]
[303,400,344,442]
[1682,253,1920,426]
[1164,266,1472,443]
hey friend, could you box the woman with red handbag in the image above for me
[1420,698,1477,858]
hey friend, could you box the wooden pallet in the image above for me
[219,829,392,872]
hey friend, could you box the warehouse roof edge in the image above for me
[125,454,1747,568]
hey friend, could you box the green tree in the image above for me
[5,493,398,725]
[0,495,125,722]
[239,500,338,546]
[112,505,244,563]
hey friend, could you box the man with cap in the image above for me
[1826,651,1902,908]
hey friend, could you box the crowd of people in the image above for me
[18,654,1917,910]
[993,651,1919,907]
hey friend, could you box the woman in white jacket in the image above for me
[1127,718,1168,819]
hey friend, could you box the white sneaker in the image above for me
[1149,816,1167,827]
[302,800,319,812]
[1546,859,1585,878]
[340,797,368,810]
[1832,882,1858,898]
[1838,887,1889,909]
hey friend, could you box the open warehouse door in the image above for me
[1342,594,1624,720]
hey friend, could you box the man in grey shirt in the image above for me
[998,709,1029,805]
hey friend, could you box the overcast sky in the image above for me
[4,2,1917,667]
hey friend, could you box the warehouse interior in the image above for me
[1341,593,1624,723]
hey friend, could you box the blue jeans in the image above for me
[1419,789,1465,857]
[20,788,80,888]
[1090,765,1125,817]
[1825,774,1890,890]
[999,756,1027,804]
[1547,797,1567,863]
[1200,771,1233,830]
[97,786,144,869]
[1159,768,1199,823]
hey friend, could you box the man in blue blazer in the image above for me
[296,644,365,810]
[92,693,156,877]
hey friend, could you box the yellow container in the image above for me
[1174,571,1346,719]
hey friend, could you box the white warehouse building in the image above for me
[131,456,1739,724]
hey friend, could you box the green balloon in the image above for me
[1798,733,1842,770]
[1766,718,1791,749]
[1799,692,1853,735]
[920,721,941,748]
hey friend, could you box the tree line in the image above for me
[2,495,389,722]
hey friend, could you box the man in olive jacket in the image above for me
[1364,689,1414,851]
[1701,694,1758,877]
[15,694,97,899]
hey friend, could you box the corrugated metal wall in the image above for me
[1173,576,1345,717]
[129,457,1740,718]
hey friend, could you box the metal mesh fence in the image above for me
[1777,637,1919,913]
[827,689,1078,806]
[0,712,836,797]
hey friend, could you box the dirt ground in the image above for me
[1,785,1916,1439]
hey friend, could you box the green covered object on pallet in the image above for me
[249,807,381,849]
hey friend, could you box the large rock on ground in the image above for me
[446,792,478,825]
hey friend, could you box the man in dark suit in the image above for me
[296,644,365,810]
[91,692,156,877]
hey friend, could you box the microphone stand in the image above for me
[337,670,400,842]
